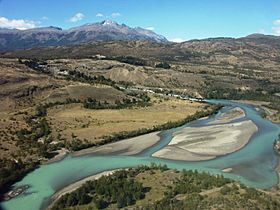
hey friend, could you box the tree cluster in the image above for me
[51,170,148,210]
[83,94,151,110]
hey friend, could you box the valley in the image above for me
[1,41,280,208]
[0,57,213,202]
[0,19,280,210]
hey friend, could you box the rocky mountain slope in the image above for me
[0,20,168,52]
[5,33,280,71]
[178,34,280,66]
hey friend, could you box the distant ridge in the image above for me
[5,33,280,72]
[0,20,168,52]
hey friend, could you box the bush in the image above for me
[156,62,171,69]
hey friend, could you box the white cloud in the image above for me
[273,20,280,25]
[146,27,155,31]
[96,13,104,17]
[273,19,280,35]
[0,16,36,30]
[69,13,85,23]
[111,12,121,18]
[170,38,186,43]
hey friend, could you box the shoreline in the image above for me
[46,148,69,164]
[235,100,279,123]
[70,105,222,157]
[47,169,120,210]
[72,131,161,157]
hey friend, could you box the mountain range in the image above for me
[0,20,168,52]
[4,32,280,71]
[1,20,280,72]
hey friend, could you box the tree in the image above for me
[220,185,231,195]
[66,193,78,206]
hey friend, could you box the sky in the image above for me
[0,0,280,42]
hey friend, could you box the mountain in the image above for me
[0,20,168,52]
[176,34,280,67]
[5,33,280,70]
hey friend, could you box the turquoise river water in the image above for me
[1,100,280,210]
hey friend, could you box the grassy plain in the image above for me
[47,97,206,144]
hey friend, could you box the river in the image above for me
[1,100,280,210]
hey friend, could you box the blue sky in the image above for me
[0,0,280,41]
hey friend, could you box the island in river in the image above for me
[153,108,258,161]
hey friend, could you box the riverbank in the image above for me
[3,185,29,201]
[274,137,280,187]
[236,100,279,123]
[72,105,222,157]
[47,169,119,210]
[46,148,69,164]
[73,131,161,156]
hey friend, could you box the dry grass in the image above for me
[47,98,206,143]
[0,110,29,159]
[0,58,128,159]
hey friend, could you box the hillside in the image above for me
[4,34,280,71]
[5,40,279,114]
[3,33,280,120]
[51,165,280,210]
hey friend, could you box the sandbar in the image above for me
[208,107,245,124]
[153,120,258,161]
[73,131,161,156]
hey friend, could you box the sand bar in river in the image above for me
[73,131,161,156]
[153,119,258,161]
